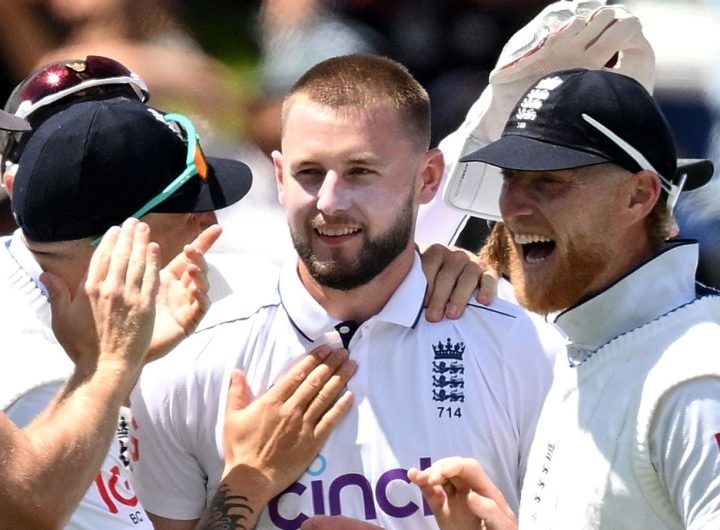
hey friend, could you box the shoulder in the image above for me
[465,296,562,350]
[205,251,281,308]
[198,253,282,332]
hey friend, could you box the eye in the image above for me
[293,167,324,179]
[348,166,373,177]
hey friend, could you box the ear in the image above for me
[417,148,445,205]
[271,150,286,206]
[627,169,662,221]
[3,167,15,197]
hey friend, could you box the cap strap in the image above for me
[582,113,682,213]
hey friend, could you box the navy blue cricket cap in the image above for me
[12,99,252,242]
[461,68,712,213]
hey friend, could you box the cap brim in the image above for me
[460,134,609,171]
[446,139,713,221]
[192,157,253,211]
[676,158,713,192]
[445,135,609,221]
[0,110,30,132]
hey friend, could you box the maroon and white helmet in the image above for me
[0,55,149,171]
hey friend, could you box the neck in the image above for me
[298,246,416,323]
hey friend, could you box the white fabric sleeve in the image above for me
[129,359,209,521]
[650,377,720,529]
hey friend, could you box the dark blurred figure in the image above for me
[335,0,554,145]
[247,0,384,157]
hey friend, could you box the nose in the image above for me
[499,176,533,220]
[316,170,350,215]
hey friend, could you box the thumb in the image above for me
[40,271,71,314]
[226,369,252,414]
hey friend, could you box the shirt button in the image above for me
[338,325,351,334]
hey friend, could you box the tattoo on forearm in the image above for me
[197,485,255,530]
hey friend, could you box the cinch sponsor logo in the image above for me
[268,456,433,529]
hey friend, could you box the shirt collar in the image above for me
[552,240,699,354]
[6,229,48,298]
[278,253,427,342]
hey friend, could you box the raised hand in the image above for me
[43,218,159,382]
[441,0,654,221]
[408,457,518,530]
[146,223,221,361]
[222,345,356,503]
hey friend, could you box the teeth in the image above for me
[316,227,359,236]
[514,234,553,245]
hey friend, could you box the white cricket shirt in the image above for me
[131,253,559,529]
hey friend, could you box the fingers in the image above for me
[181,246,209,292]
[309,368,355,441]
[105,218,140,289]
[427,458,514,518]
[125,221,152,297]
[264,346,356,442]
[408,467,449,515]
[86,225,121,287]
[163,224,220,279]
[187,224,222,255]
[281,348,353,412]
[140,242,161,303]
[226,369,252,413]
[419,243,442,319]
[302,352,355,421]
[467,491,518,530]
[422,245,489,322]
[577,4,617,45]
[475,268,499,306]
[585,7,639,56]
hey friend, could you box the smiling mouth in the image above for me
[514,233,556,264]
[315,226,361,237]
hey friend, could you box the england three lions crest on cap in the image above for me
[515,75,563,128]
[432,338,465,404]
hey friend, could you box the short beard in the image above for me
[507,232,609,314]
[291,194,414,291]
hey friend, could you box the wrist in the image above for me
[221,464,276,507]
[70,356,140,399]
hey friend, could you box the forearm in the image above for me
[1,361,139,529]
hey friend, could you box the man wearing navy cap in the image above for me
[0,99,251,529]
[410,69,720,530]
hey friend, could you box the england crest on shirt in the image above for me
[432,337,465,403]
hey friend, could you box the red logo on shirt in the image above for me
[95,465,139,514]
[715,433,720,450]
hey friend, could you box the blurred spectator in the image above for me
[247,0,383,157]
[0,0,244,131]
[635,0,720,289]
